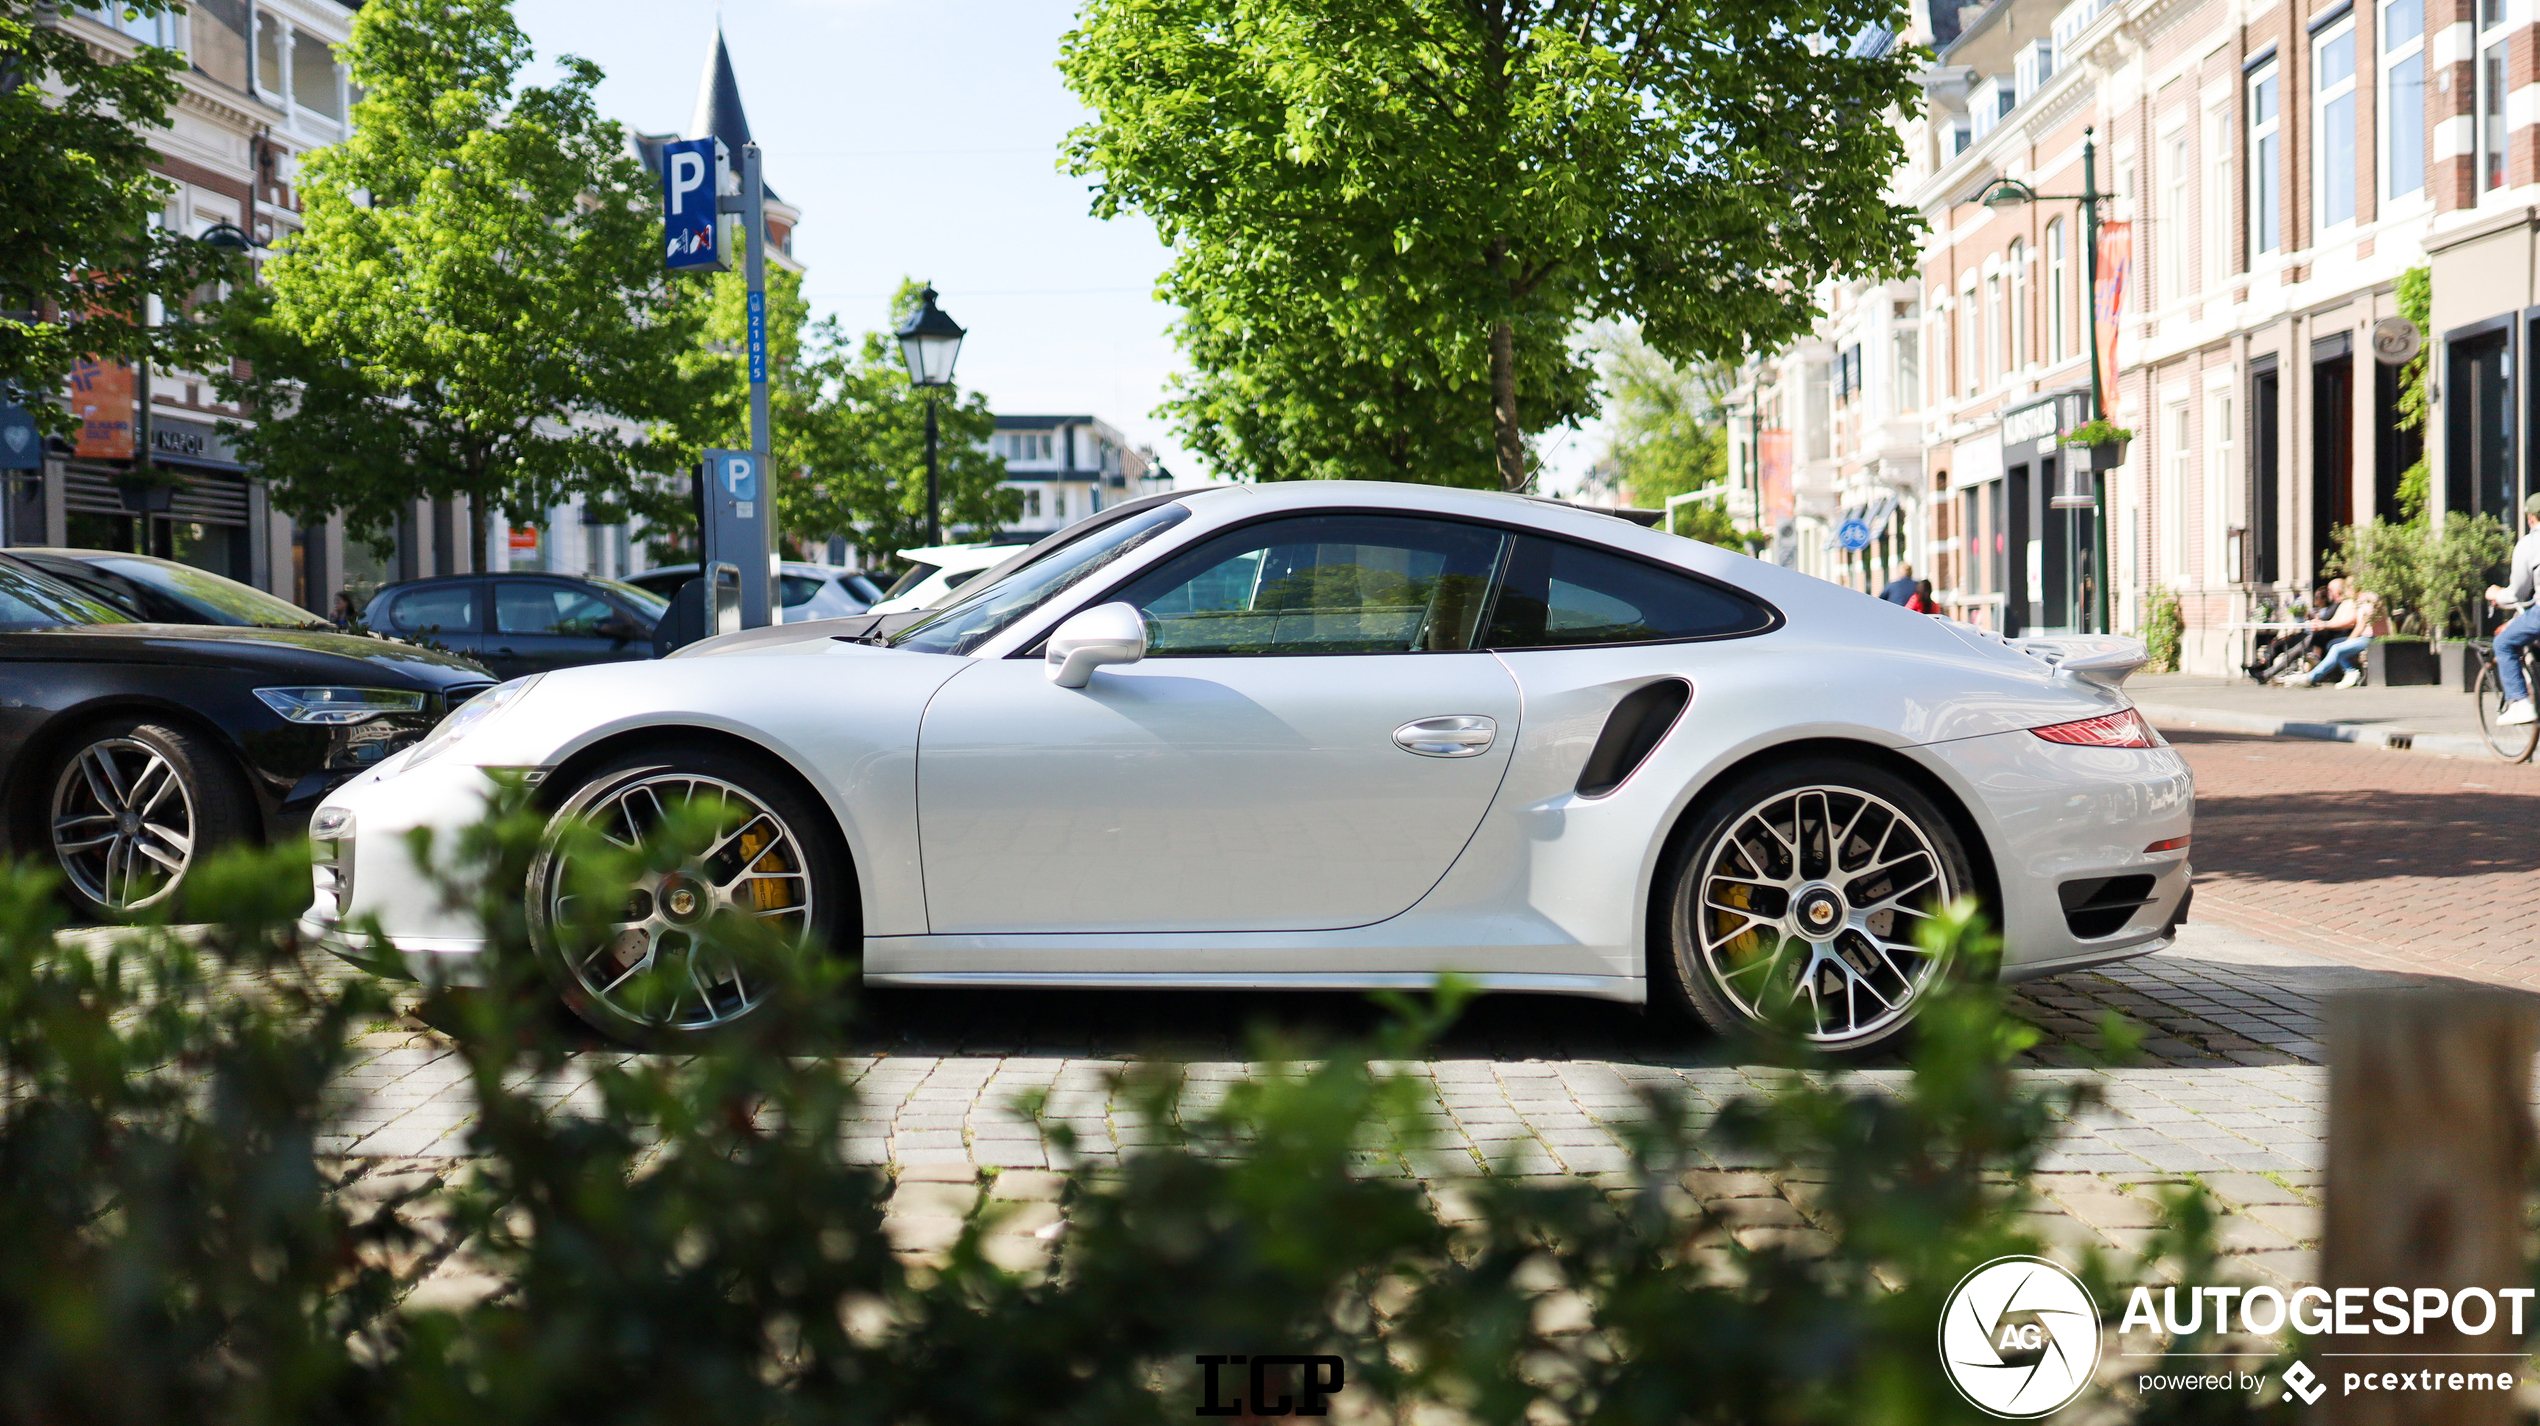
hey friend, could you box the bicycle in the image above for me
[2474,601,2539,761]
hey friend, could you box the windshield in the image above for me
[0,562,135,629]
[890,504,1191,656]
[841,573,886,604]
[588,577,671,622]
[90,555,328,627]
[882,562,940,600]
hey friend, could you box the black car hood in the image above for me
[6,624,494,689]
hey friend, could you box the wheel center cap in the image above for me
[661,878,705,922]
[115,812,140,837]
[1792,884,1845,938]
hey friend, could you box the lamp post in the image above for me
[894,285,966,547]
[1977,128,2112,635]
[129,221,254,507]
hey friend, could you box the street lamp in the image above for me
[894,285,966,547]
[1974,127,2112,635]
[129,221,256,507]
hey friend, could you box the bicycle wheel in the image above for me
[2475,660,2539,761]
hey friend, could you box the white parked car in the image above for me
[624,561,886,624]
[864,542,1032,614]
[304,482,2193,1053]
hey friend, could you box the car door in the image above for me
[917,512,1522,934]
[378,582,484,662]
[487,580,646,676]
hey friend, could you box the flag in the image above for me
[2092,221,2131,417]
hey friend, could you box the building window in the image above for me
[2163,401,2191,582]
[997,431,1055,461]
[2204,108,2234,287]
[294,31,343,121]
[2249,62,2282,255]
[2313,18,2358,231]
[1020,488,1042,520]
[2008,239,2028,371]
[2204,389,2235,586]
[2382,0,2426,201]
[2046,220,2067,360]
[255,14,285,99]
[2480,8,2509,198]
[1984,272,2003,387]
[2162,130,2191,300]
[1894,312,1921,412]
[1960,274,1980,395]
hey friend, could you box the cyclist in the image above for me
[2481,492,2540,726]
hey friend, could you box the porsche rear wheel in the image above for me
[528,748,846,1044]
[1658,758,1972,1055]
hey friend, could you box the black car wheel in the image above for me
[1655,757,1973,1056]
[527,747,848,1044]
[47,717,253,919]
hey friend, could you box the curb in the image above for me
[2133,701,2495,759]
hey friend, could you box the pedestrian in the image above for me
[2286,589,2387,687]
[331,591,361,629]
[2481,492,2540,725]
[1879,563,1917,606]
[1908,578,1937,614]
[2262,578,2353,683]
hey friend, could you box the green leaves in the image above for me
[0,1,243,435]
[214,0,716,546]
[1060,0,1923,488]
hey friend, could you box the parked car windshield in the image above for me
[587,578,670,622]
[0,561,136,629]
[84,554,332,628]
[890,504,1190,656]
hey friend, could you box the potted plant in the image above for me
[2062,418,2134,472]
[113,466,186,514]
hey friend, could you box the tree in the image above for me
[1,0,240,434]
[1594,330,1758,549]
[1059,0,1922,490]
[214,0,715,553]
[779,282,1018,570]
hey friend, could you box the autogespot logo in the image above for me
[1940,1256,2104,1418]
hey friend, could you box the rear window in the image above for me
[1482,536,1773,649]
[0,563,131,628]
[385,584,478,635]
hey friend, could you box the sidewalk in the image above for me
[2129,672,2492,756]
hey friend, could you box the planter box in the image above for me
[2366,637,2438,687]
[116,480,177,514]
[2089,439,2130,471]
[2436,640,2482,692]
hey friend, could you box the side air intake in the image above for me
[1576,678,1691,798]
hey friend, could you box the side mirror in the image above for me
[1045,601,1147,688]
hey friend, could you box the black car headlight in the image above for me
[255,687,428,725]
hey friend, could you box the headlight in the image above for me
[402,675,541,769]
[254,686,427,724]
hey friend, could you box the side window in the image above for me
[386,584,477,634]
[495,581,614,636]
[779,575,824,607]
[1115,514,1507,656]
[1483,536,1772,649]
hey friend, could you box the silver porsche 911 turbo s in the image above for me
[302,481,2192,1053]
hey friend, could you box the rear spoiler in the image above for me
[2006,634,2151,691]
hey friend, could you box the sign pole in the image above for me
[740,142,773,628]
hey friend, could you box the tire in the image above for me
[46,716,255,921]
[526,746,850,1044]
[1654,757,1975,1056]
[2475,660,2539,763]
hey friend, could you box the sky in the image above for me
[509,0,1606,494]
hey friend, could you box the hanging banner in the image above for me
[69,360,134,460]
[2092,221,2131,417]
[1759,429,1793,528]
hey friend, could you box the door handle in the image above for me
[1394,715,1496,757]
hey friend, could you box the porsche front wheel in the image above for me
[527,748,847,1044]
[1658,759,1973,1055]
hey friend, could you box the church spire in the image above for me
[688,23,754,150]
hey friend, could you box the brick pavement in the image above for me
[2158,727,2540,988]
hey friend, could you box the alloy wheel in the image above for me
[546,772,813,1031]
[50,737,197,912]
[1694,784,1955,1045]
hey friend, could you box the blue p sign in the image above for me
[721,453,757,503]
[662,137,728,273]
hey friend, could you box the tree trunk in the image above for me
[468,494,487,575]
[1490,318,1522,491]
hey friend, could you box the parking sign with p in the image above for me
[662,137,730,273]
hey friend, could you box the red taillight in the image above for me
[2143,835,2190,853]
[2031,708,2158,749]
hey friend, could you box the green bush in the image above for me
[0,788,2264,1425]
[2143,585,2185,673]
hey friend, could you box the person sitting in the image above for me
[2260,578,2352,683]
[2284,589,2387,687]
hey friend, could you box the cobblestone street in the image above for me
[313,719,2540,1304]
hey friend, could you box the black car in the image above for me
[364,572,668,679]
[14,548,342,630]
[0,554,494,919]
